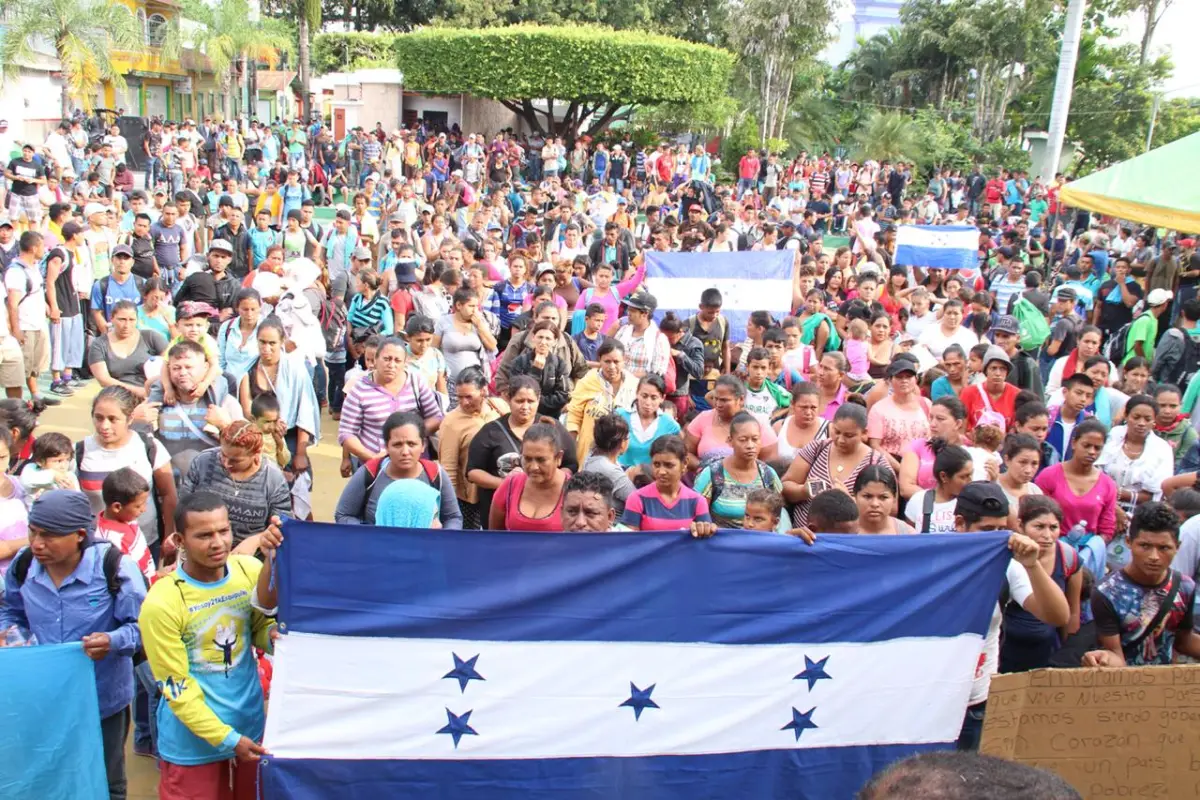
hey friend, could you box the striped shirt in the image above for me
[96,513,156,584]
[620,484,712,531]
[77,434,171,546]
[337,370,444,453]
[347,293,392,334]
[485,280,535,330]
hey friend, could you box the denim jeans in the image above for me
[326,359,347,412]
[737,178,755,198]
[101,707,130,800]
[224,158,243,182]
[134,659,160,755]
[956,700,987,751]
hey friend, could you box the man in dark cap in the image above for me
[0,489,147,800]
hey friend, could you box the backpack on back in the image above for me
[1012,296,1050,353]
[1157,328,1200,388]
[318,295,348,352]
[12,543,129,596]
[1104,313,1149,365]
[360,456,441,519]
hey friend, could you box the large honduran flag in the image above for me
[894,225,980,270]
[644,250,794,343]
[261,525,1011,800]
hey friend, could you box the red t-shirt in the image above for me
[960,382,1020,433]
[493,469,570,532]
[390,287,415,319]
[739,156,760,180]
[984,179,1004,204]
[657,154,675,182]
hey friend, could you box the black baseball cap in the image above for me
[955,482,1010,521]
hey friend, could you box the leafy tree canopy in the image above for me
[393,26,733,138]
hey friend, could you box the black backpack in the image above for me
[1104,312,1150,365]
[1158,328,1200,388]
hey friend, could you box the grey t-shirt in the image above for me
[436,314,484,381]
[581,454,634,515]
[180,448,292,545]
[87,330,168,386]
[150,221,185,270]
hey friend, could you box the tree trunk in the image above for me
[224,67,235,121]
[1139,0,1159,65]
[61,83,72,122]
[299,16,312,121]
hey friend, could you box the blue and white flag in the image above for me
[262,525,1012,799]
[644,251,793,343]
[0,643,108,799]
[894,225,979,270]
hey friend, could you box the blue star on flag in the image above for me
[782,706,818,741]
[794,655,832,690]
[619,682,660,720]
[444,652,485,693]
[436,708,479,748]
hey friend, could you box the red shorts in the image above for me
[158,759,257,800]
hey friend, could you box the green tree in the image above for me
[0,0,148,118]
[1152,98,1200,150]
[394,26,733,139]
[311,33,396,74]
[729,0,836,145]
[849,111,924,164]
[183,0,293,120]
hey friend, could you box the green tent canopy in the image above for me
[1058,131,1200,232]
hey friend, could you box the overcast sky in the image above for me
[1112,2,1198,98]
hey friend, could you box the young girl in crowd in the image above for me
[621,436,713,532]
[855,465,915,535]
[999,495,1082,673]
[904,442,974,533]
[16,432,79,507]
[997,433,1044,531]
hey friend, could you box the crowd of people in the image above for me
[0,112,1198,800]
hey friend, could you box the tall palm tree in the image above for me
[182,0,292,121]
[293,0,321,121]
[0,0,147,119]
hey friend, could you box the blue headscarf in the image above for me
[375,479,440,528]
[28,489,97,539]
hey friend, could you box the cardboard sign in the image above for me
[980,666,1200,799]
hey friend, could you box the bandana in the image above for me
[28,489,97,537]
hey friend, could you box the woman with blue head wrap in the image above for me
[374,479,442,528]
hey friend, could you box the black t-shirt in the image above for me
[175,270,239,311]
[1097,278,1143,334]
[47,247,81,317]
[465,415,578,523]
[7,157,45,196]
[1043,313,1080,360]
[806,199,831,232]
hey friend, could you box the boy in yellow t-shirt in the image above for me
[139,492,277,797]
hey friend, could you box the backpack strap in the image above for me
[708,464,726,510]
[921,490,937,533]
[11,548,34,587]
[1058,540,1080,581]
[101,544,125,597]
[419,458,442,495]
[1125,570,1182,652]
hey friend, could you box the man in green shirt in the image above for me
[1125,288,1173,364]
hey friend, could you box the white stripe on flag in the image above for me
[264,632,980,760]
[648,277,793,315]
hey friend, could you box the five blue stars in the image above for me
[794,655,832,691]
[444,653,486,693]
[619,682,660,720]
[436,708,479,748]
[782,706,819,741]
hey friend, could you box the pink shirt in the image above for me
[573,262,647,333]
[867,396,932,457]
[687,410,778,461]
[493,469,568,532]
[1034,464,1118,542]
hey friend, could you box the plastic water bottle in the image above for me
[1064,520,1088,547]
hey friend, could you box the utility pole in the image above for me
[1041,0,1087,180]
[1146,93,1161,152]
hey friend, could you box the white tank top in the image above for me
[776,416,829,462]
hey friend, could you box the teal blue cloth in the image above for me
[616,409,682,468]
[375,479,441,528]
